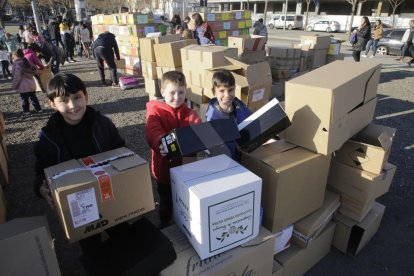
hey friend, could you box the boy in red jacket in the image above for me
[145,71,201,229]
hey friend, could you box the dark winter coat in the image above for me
[34,106,125,197]
[352,26,371,51]
[92,32,120,59]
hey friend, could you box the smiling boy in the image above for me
[145,71,200,229]
[34,73,125,208]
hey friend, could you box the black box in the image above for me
[237,98,291,153]
[80,218,176,276]
[161,119,241,160]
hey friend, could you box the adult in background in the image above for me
[60,19,75,63]
[191,13,215,45]
[181,16,191,30]
[92,31,120,87]
[362,19,383,58]
[72,21,82,58]
[80,23,91,59]
[397,19,414,66]
[253,18,268,42]
[22,25,34,44]
[351,16,371,62]
[170,14,182,34]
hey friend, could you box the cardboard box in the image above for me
[270,81,285,99]
[333,201,385,255]
[0,143,8,186]
[0,216,61,275]
[275,222,336,276]
[293,190,340,248]
[160,224,274,276]
[274,224,293,254]
[326,53,345,64]
[267,46,302,70]
[181,44,238,87]
[170,155,262,260]
[328,160,396,203]
[190,102,209,122]
[272,260,284,276]
[156,66,182,80]
[304,48,328,69]
[334,124,396,174]
[186,86,210,105]
[285,61,381,155]
[300,35,331,50]
[336,193,375,222]
[139,34,181,62]
[227,35,266,54]
[237,98,291,153]
[241,139,331,232]
[145,78,162,99]
[154,39,197,67]
[141,60,157,80]
[161,119,240,160]
[44,147,155,242]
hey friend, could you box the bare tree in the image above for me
[345,0,368,35]
[263,0,268,23]
[55,0,72,19]
[388,0,406,27]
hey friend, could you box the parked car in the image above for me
[376,29,405,55]
[306,20,341,32]
[268,14,303,30]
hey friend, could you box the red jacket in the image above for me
[146,100,201,184]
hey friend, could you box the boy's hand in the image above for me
[159,144,167,157]
[40,180,54,210]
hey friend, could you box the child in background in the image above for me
[205,69,252,161]
[0,46,12,79]
[145,71,201,229]
[11,49,42,115]
[34,73,126,254]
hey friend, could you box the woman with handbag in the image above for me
[351,17,371,62]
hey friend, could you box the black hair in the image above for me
[192,13,203,27]
[259,18,263,23]
[161,71,187,88]
[47,73,87,101]
[212,69,235,90]
[28,42,42,53]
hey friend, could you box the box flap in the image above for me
[154,34,181,44]
[241,226,274,247]
[110,154,146,171]
[351,124,396,149]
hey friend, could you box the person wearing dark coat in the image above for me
[351,16,371,62]
[92,31,120,87]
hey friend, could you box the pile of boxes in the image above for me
[197,10,252,47]
[140,34,197,99]
[91,13,167,76]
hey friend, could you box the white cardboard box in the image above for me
[170,154,262,260]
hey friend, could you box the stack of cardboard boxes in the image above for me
[91,13,166,76]
[196,10,252,47]
[228,34,267,64]
[0,111,7,223]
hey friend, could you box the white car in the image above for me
[306,20,341,32]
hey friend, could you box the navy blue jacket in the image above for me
[92,32,120,59]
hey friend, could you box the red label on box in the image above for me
[81,156,96,166]
[98,174,113,202]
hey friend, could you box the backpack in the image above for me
[119,76,139,90]
[350,32,357,45]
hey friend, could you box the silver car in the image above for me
[306,20,341,32]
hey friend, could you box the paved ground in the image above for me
[0,28,413,275]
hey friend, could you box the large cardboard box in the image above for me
[181,44,238,87]
[333,201,385,255]
[204,58,272,111]
[328,160,396,203]
[0,216,61,275]
[272,260,284,276]
[145,77,162,99]
[141,60,157,80]
[154,39,197,67]
[241,139,331,232]
[227,35,266,54]
[267,46,302,70]
[336,193,375,222]
[0,142,8,186]
[285,61,381,155]
[275,222,336,276]
[293,190,340,248]
[170,155,262,260]
[334,124,396,174]
[237,98,291,153]
[304,48,328,69]
[160,225,274,276]
[139,34,181,62]
[44,147,155,242]
[161,119,240,160]
[156,66,182,80]
[300,35,331,50]
[238,50,267,64]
